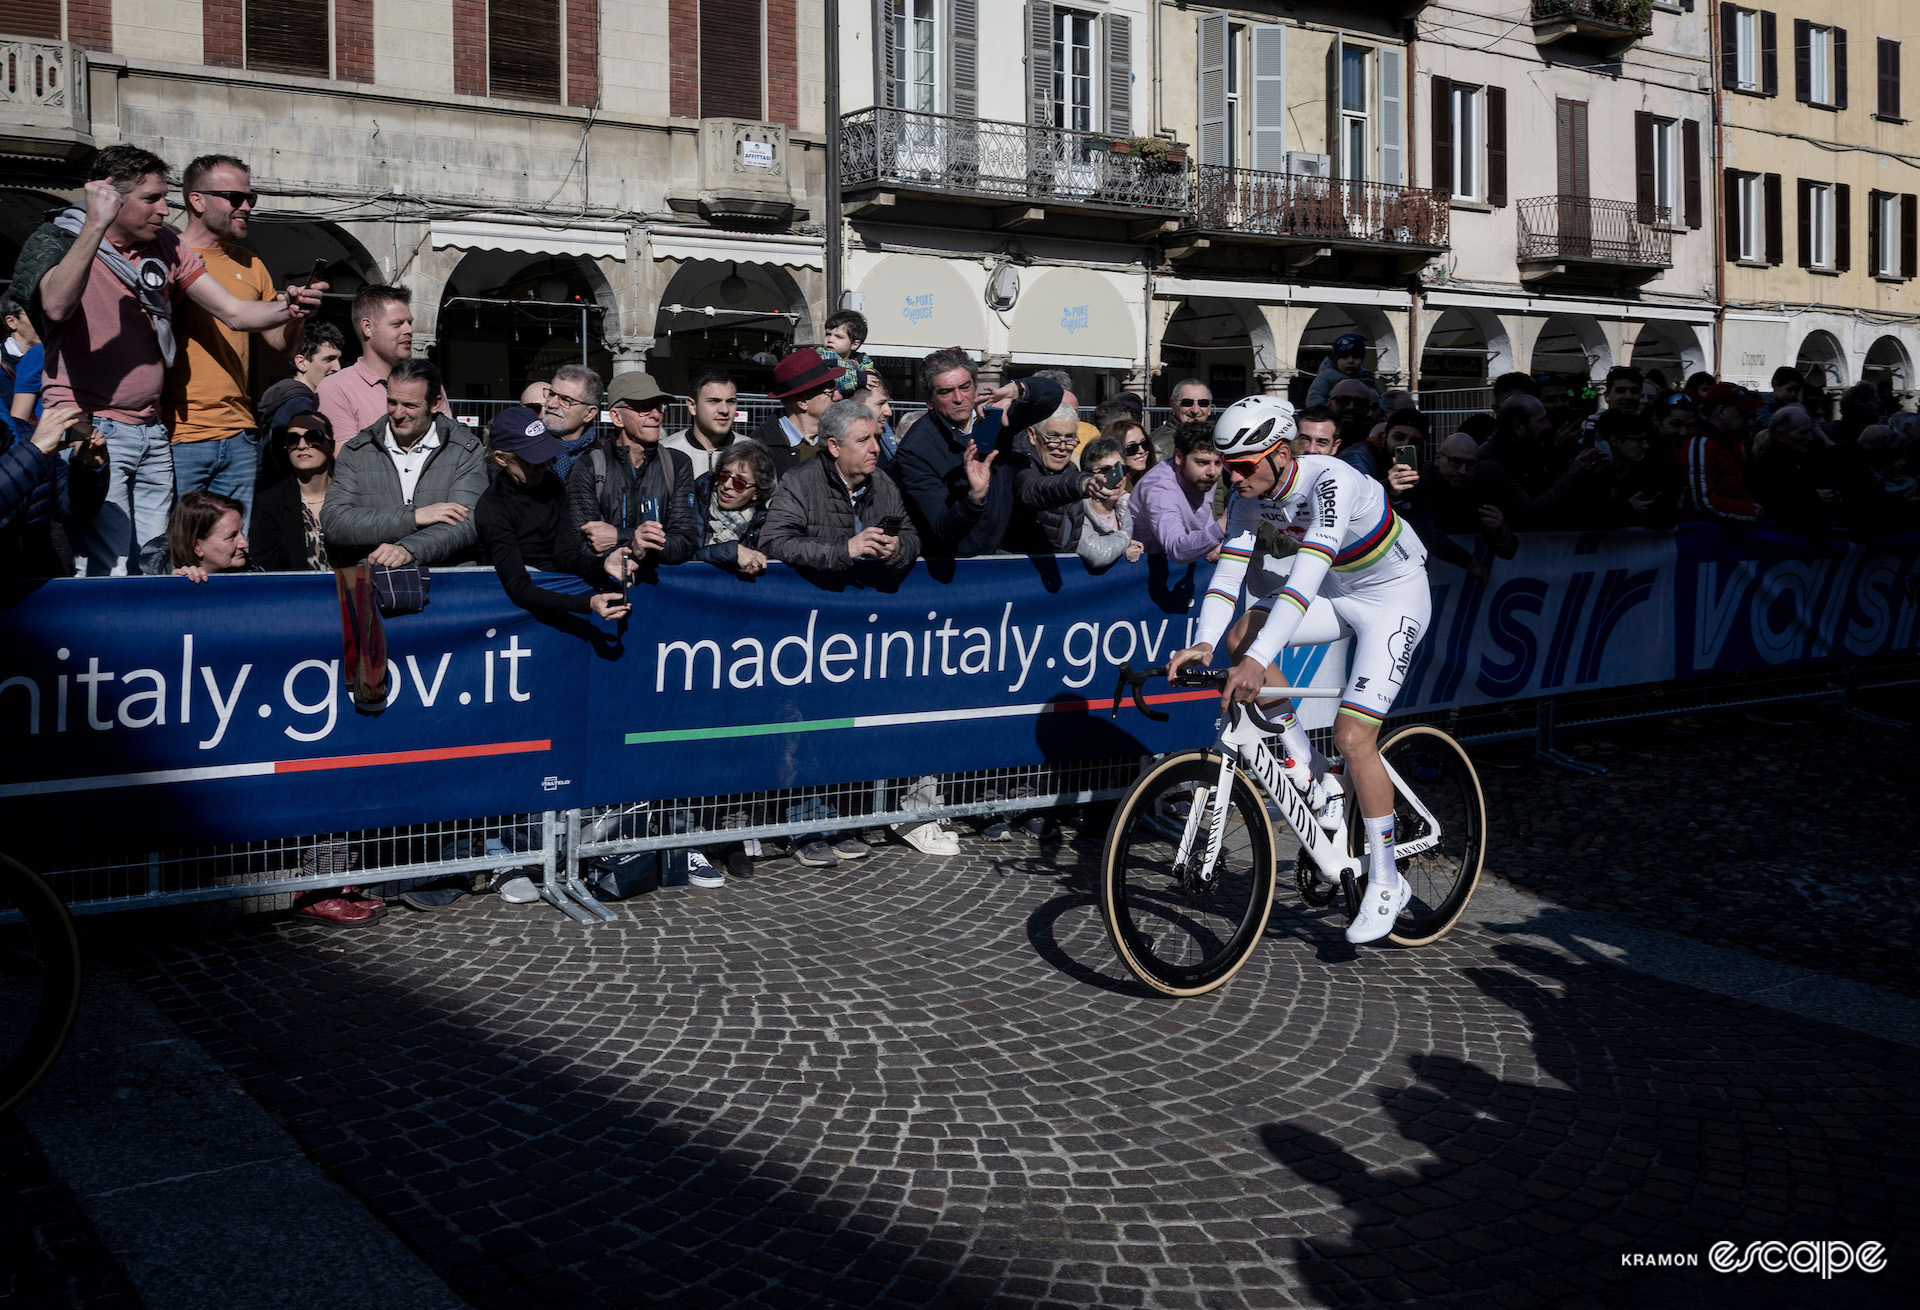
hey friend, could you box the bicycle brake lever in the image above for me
[1134,669,1168,723]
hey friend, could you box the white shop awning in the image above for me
[430,215,630,261]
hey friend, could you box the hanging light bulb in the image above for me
[720,263,748,305]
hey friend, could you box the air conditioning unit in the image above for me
[1285,152,1332,179]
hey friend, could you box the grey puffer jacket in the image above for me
[760,456,920,575]
[322,415,487,565]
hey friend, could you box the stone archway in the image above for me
[434,251,620,400]
[647,259,813,395]
[1418,307,1505,391]
[1295,304,1403,388]
[1158,297,1272,406]
[1794,329,1848,390]
[1628,321,1707,390]
[0,189,68,278]
[1531,314,1610,381]
[1862,335,1913,404]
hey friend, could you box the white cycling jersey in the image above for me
[1193,455,1430,724]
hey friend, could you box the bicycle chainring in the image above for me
[1295,851,1336,907]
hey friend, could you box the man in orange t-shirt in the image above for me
[165,155,308,526]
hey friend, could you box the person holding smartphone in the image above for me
[0,405,110,578]
[760,399,919,578]
[566,371,698,572]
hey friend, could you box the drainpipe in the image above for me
[825,0,844,309]
[1406,20,1421,394]
[1708,0,1726,376]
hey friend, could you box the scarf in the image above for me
[52,207,177,367]
[705,500,755,546]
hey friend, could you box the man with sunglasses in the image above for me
[165,155,303,527]
[1167,395,1431,945]
[566,370,697,571]
[1149,378,1212,460]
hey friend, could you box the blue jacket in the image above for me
[0,439,107,577]
[892,377,1066,558]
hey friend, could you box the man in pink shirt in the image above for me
[28,145,323,574]
[317,284,447,450]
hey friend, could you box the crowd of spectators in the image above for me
[7,147,1920,919]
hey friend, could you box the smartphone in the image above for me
[639,497,661,524]
[302,258,326,287]
[876,515,904,536]
[1099,462,1127,488]
[1393,444,1419,470]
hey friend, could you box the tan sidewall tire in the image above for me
[1379,724,1486,947]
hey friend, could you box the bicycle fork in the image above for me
[1172,748,1239,893]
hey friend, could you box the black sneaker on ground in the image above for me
[397,882,465,911]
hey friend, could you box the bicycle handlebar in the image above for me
[1109,661,1346,721]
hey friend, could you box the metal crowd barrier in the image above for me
[12,658,1911,928]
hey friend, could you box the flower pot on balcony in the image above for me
[1107,141,1133,155]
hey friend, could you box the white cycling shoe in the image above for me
[1345,876,1410,945]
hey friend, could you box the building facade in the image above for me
[1715,0,1917,406]
[0,0,831,398]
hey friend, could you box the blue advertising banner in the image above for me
[1673,526,1920,676]
[3,528,1911,849]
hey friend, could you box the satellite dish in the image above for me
[986,261,1020,311]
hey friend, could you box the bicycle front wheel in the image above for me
[1100,751,1278,997]
[0,854,83,1115]
[1362,725,1486,947]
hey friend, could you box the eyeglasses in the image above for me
[1175,399,1211,410]
[1331,394,1367,406]
[1041,431,1079,448]
[1223,456,1270,478]
[1123,441,1150,456]
[1439,453,1478,468]
[716,471,758,495]
[286,431,331,450]
[549,391,596,410]
[194,189,258,208]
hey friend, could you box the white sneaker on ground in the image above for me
[496,875,541,905]
[895,820,960,855]
[1345,877,1410,945]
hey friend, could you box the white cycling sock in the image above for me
[1363,814,1401,888]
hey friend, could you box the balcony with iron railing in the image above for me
[0,37,92,163]
[1531,0,1654,49]
[839,107,1190,221]
[1517,195,1672,283]
[1184,164,1449,264]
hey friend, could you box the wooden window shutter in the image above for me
[1902,194,1918,278]
[1869,189,1884,274]
[247,1,332,78]
[1724,169,1743,260]
[699,0,764,117]
[951,0,978,118]
[1105,14,1133,135]
[1793,18,1810,102]
[1763,172,1783,264]
[1376,45,1403,187]
[1720,5,1739,90]
[1835,183,1850,271]
[1556,100,1590,197]
[1761,11,1778,97]
[1487,85,1507,208]
[1833,28,1847,110]
[1250,25,1287,175]
[1682,119,1702,228]
[1879,40,1901,119]
[1026,1,1053,127]
[1796,178,1812,268]
[492,0,562,103]
[0,0,62,39]
[1634,112,1656,224]
[874,0,896,108]
[1431,76,1454,195]
[1196,11,1228,167]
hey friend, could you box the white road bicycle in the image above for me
[1100,664,1486,996]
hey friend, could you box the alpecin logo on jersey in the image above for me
[1316,479,1338,528]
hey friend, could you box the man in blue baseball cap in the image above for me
[1306,330,1383,409]
[474,404,634,618]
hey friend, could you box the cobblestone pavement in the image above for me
[105,731,1920,1310]
[0,1120,139,1310]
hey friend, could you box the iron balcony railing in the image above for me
[1517,195,1672,267]
[1531,0,1654,35]
[840,107,1190,216]
[1190,164,1449,250]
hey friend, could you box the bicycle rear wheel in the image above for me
[1353,725,1485,947]
[0,855,83,1115]
[1100,751,1277,996]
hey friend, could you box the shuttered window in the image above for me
[698,0,762,118]
[1557,100,1590,198]
[490,1,562,103]
[1879,40,1903,120]
[0,0,61,40]
[246,1,331,78]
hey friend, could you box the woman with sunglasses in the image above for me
[692,439,777,576]
[1166,394,1432,947]
[1103,417,1157,495]
[249,411,337,570]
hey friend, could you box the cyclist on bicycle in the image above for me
[1168,395,1430,944]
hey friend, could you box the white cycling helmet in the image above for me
[1210,395,1297,461]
